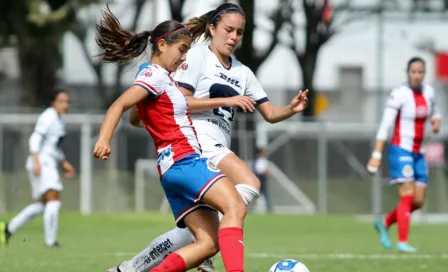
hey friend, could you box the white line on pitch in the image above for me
[113,252,448,260]
[248,253,448,260]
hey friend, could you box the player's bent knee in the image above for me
[235,184,260,206]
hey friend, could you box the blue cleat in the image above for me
[396,242,417,253]
[373,218,392,249]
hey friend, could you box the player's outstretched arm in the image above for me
[94,85,148,160]
[256,90,309,124]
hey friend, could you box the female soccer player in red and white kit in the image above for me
[110,3,309,272]
[367,57,441,253]
[93,7,249,272]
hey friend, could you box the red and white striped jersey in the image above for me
[134,63,201,175]
[376,83,440,154]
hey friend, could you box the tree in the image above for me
[72,0,146,109]
[0,0,98,108]
[234,0,285,74]
[282,0,380,120]
[168,0,187,22]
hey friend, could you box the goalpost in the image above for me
[134,158,316,214]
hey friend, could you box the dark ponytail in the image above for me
[96,6,151,63]
[96,6,190,64]
[184,3,245,42]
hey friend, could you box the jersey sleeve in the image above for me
[385,88,403,110]
[244,67,269,105]
[173,48,204,93]
[34,110,54,135]
[430,88,441,120]
[133,66,167,98]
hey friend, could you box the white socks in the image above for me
[8,202,44,233]
[43,200,61,246]
[128,227,194,271]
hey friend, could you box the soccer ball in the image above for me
[269,259,310,272]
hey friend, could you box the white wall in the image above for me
[62,0,448,91]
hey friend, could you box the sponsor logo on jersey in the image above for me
[206,119,231,134]
[416,106,428,119]
[157,145,175,175]
[216,72,241,88]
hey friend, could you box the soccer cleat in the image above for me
[105,266,121,272]
[373,218,392,249]
[197,257,216,272]
[396,242,417,253]
[0,221,11,248]
[106,261,135,272]
[47,241,62,248]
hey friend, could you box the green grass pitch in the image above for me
[0,212,447,271]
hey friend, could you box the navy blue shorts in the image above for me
[161,154,225,228]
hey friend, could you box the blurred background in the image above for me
[1,0,448,220]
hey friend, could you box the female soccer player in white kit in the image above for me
[0,90,75,248]
[367,57,441,253]
[95,7,250,272]
[112,3,309,272]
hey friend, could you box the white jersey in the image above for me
[28,107,66,162]
[376,82,440,154]
[173,45,268,147]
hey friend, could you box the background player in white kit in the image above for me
[0,90,75,248]
[118,3,309,272]
[367,57,441,253]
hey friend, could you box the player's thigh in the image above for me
[202,175,247,217]
[413,154,428,207]
[183,208,219,250]
[40,165,62,202]
[218,153,260,189]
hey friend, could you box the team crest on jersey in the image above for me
[207,159,220,172]
[402,164,414,178]
[177,63,188,73]
[144,71,152,77]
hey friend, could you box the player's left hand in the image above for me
[93,140,111,160]
[432,118,441,134]
[62,160,76,178]
[289,89,309,113]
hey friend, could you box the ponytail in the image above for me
[96,6,151,64]
[184,10,215,42]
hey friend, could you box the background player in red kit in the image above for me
[367,57,441,253]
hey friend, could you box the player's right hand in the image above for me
[32,163,41,176]
[93,140,111,160]
[366,158,381,174]
[223,96,256,112]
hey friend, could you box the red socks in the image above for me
[384,199,420,228]
[150,228,244,272]
[149,253,186,272]
[218,227,244,272]
[396,195,414,243]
